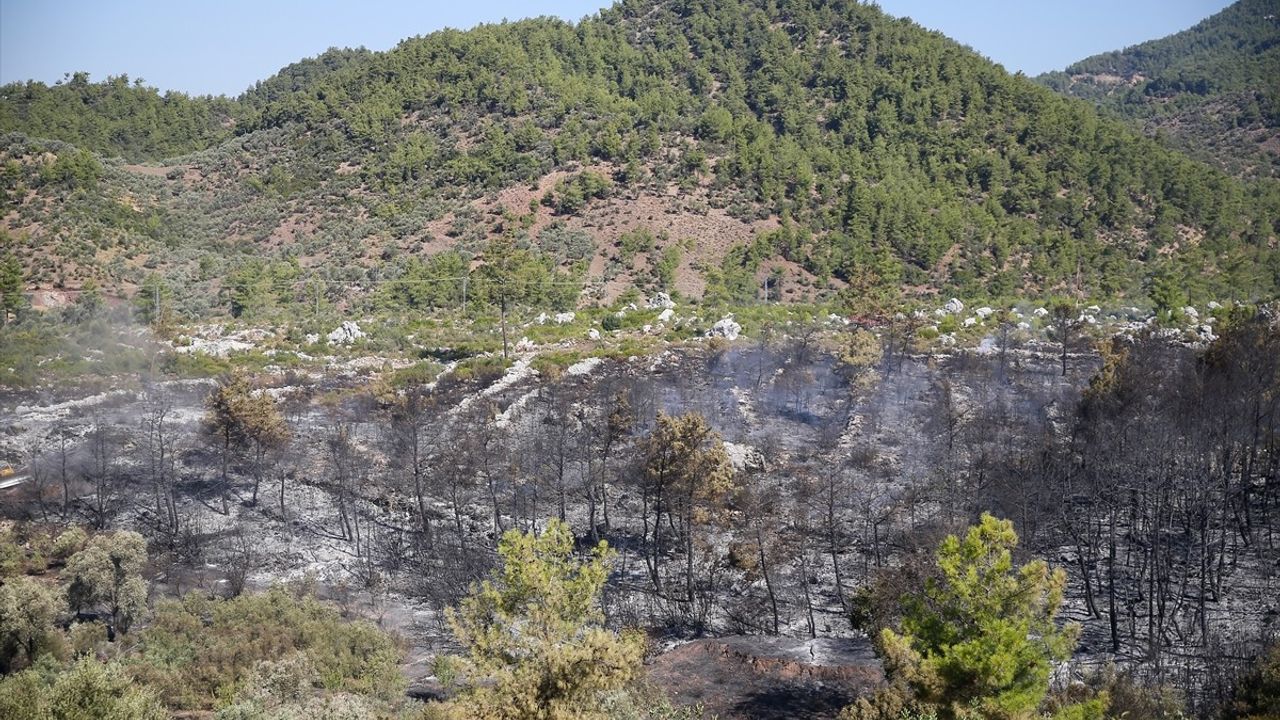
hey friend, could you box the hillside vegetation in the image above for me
[2,0,1279,319]
[1038,0,1280,179]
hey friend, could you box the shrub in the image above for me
[51,527,87,561]
[126,587,405,711]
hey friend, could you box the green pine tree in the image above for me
[446,519,645,720]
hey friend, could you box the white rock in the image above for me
[708,315,742,341]
[174,338,253,357]
[642,324,653,333]
[943,298,965,315]
[647,292,676,310]
[535,312,549,325]
[615,310,627,318]
[587,328,601,340]
[939,333,956,347]
[1182,306,1199,319]
[554,312,576,324]
[963,317,977,327]
[326,321,365,345]
[1086,305,1101,314]
[566,357,602,376]
[1033,307,1049,317]
[514,337,536,352]
[722,441,766,473]
[657,308,675,323]
[304,333,319,345]
[1207,301,1222,310]
[1017,322,1031,330]
[974,307,994,319]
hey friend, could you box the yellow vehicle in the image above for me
[0,466,13,478]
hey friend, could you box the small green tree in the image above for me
[0,575,63,672]
[1225,641,1280,720]
[847,514,1081,720]
[447,519,645,720]
[477,235,533,360]
[63,531,148,633]
[0,249,24,325]
[133,273,175,328]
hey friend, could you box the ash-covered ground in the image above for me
[2,322,1275,717]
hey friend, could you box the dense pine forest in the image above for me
[1038,0,1280,179]
[3,0,1279,311]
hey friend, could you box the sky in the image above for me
[0,0,1236,97]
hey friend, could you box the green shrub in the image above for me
[126,587,406,711]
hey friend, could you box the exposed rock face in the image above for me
[974,306,994,319]
[723,441,766,473]
[587,328,601,340]
[514,336,535,352]
[943,298,964,314]
[554,312,576,324]
[648,292,677,310]
[327,321,364,345]
[649,636,884,720]
[658,308,675,323]
[709,315,742,341]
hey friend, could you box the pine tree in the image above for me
[847,514,1081,720]
[641,412,734,600]
[204,372,289,509]
[446,519,644,720]
[0,251,24,325]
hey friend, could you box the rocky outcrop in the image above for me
[648,292,677,310]
[709,315,742,341]
[327,321,365,345]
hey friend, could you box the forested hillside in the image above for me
[0,72,240,162]
[1038,0,1280,179]
[2,0,1279,315]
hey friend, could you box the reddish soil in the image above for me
[648,636,884,719]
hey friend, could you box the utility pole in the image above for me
[461,275,468,314]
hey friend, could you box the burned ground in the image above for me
[1,321,1277,716]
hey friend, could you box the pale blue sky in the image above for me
[0,0,1235,97]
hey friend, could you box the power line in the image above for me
[290,275,587,287]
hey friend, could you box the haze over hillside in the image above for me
[2,0,1278,317]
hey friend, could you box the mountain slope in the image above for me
[1037,0,1280,179]
[2,0,1278,317]
[0,73,241,163]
